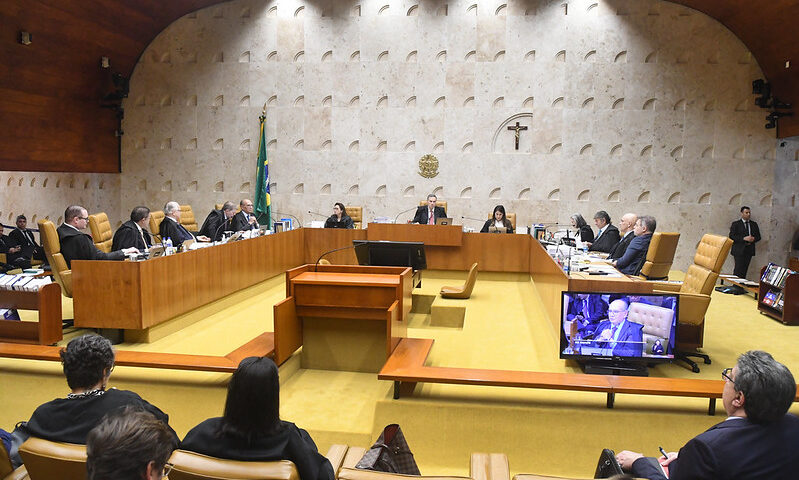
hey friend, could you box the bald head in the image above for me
[619,213,638,235]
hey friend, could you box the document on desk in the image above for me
[585,264,624,277]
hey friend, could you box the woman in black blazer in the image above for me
[323,203,354,229]
[481,205,514,233]
[570,214,594,242]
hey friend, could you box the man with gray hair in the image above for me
[616,350,799,479]
[613,215,655,275]
[199,201,237,241]
[158,201,209,247]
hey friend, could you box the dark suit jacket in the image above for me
[615,233,652,275]
[158,217,195,247]
[231,211,259,231]
[608,232,634,260]
[199,209,234,240]
[57,224,125,268]
[566,295,608,337]
[8,228,43,262]
[111,220,152,251]
[324,215,354,229]
[589,224,620,253]
[632,415,799,480]
[593,319,643,357]
[729,219,761,257]
[480,219,513,234]
[412,206,447,225]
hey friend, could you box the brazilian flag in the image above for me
[254,110,271,228]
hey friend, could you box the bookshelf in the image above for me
[758,263,799,325]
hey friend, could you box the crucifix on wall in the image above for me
[507,121,528,150]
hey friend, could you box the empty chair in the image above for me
[87,212,113,253]
[638,232,680,280]
[440,263,479,299]
[626,301,675,355]
[149,210,165,243]
[346,206,363,229]
[180,205,199,232]
[0,440,26,480]
[18,437,87,480]
[37,220,72,298]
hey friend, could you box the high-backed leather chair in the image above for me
[87,212,113,253]
[652,233,733,372]
[168,450,300,480]
[18,437,86,480]
[37,220,72,298]
[627,301,675,355]
[486,213,517,231]
[346,206,363,229]
[638,232,680,280]
[418,200,448,212]
[441,263,479,299]
[0,441,27,480]
[149,210,165,243]
[180,204,199,232]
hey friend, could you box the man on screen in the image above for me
[566,293,608,338]
[592,299,643,357]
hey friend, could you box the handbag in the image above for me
[594,448,624,478]
[355,424,421,475]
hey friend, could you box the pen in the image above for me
[659,446,668,458]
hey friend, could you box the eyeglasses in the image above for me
[162,462,174,477]
[721,367,735,383]
[78,216,89,221]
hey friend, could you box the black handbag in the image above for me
[594,448,624,478]
[356,424,421,475]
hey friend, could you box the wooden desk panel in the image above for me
[303,228,365,265]
[425,233,530,271]
[367,223,463,246]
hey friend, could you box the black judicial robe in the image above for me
[111,220,152,251]
[57,224,125,268]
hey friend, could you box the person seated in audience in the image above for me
[87,406,178,480]
[231,199,260,231]
[112,206,153,251]
[181,356,335,480]
[159,201,210,247]
[480,205,514,233]
[590,299,644,357]
[412,194,446,225]
[616,350,799,479]
[199,201,237,240]
[8,334,176,468]
[324,202,354,229]
[0,224,24,272]
[569,214,594,244]
[9,214,46,266]
[613,216,655,276]
[608,213,637,260]
[566,293,608,338]
[586,210,620,253]
[57,205,138,268]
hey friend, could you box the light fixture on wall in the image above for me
[19,31,32,45]
[100,56,110,69]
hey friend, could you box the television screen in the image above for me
[352,240,427,270]
[560,291,679,363]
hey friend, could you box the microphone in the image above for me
[272,211,302,229]
[314,244,358,271]
[461,215,486,223]
[308,210,328,219]
[213,216,233,243]
[394,206,418,224]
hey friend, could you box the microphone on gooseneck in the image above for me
[461,215,486,224]
[308,210,328,219]
[394,206,418,224]
[314,244,358,272]
[214,216,232,244]
[272,211,303,229]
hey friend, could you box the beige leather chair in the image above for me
[638,232,680,280]
[168,450,299,480]
[149,210,165,243]
[486,213,517,231]
[180,204,199,232]
[440,263,479,299]
[0,441,27,480]
[87,212,113,253]
[651,233,733,372]
[514,475,645,480]
[418,200,448,212]
[18,437,86,480]
[627,301,675,355]
[38,220,72,298]
[346,206,363,229]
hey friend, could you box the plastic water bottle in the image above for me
[164,237,173,255]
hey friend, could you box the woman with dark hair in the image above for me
[480,205,513,233]
[324,202,354,229]
[181,356,334,480]
[570,214,594,243]
[9,334,175,468]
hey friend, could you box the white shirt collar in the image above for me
[63,223,81,232]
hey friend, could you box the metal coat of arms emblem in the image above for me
[418,154,439,178]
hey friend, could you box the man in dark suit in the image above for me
[111,206,153,251]
[608,213,637,260]
[57,205,137,268]
[613,216,655,275]
[412,194,447,225]
[617,350,799,479]
[566,293,608,338]
[0,224,23,272]
[729,206,761,279]
[199,202,237,241]
[586,210,620,253]
[159,201,210,247]
[591,299,643,357]
[230,199,259,232]
[8,214,46,268]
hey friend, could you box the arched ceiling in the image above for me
[1,0,797,173]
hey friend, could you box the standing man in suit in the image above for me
[231,199,259,232]
[613,216,655,275]
[729,206,761,279]
[617,350,799,479]
[112,206,153,251]
[412,194,447,225]
[159,201,210,247]
[57,205,138,268]
[592,299,643,357]
[586,210,620,253]
[608,213,637,260]
[8,214,46,266]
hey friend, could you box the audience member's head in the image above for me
[163,202,181,220]
[15,215,27,229]
[593,210,611,228]
[618,213,637,234]
[570,213,588,229]
[59,334,115,391]
[727,350,796,423]
[87,406,176,480]
[130,206,151,227]
[219,356,282,440]
[64,205,89,229]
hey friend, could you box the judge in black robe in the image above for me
[57,209,128,268]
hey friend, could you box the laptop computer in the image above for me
[149,246,165,258]
[488,226,507,233]
[435,217,453,226]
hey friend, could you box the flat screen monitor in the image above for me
[560,291,679,367]
[352,240,427,270]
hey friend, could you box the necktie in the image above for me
[745,221,750,236]
[428,209,434,225]
[140,228,148,248]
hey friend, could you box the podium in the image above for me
[273,264,413,372]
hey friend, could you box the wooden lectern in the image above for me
[273,264,413,372]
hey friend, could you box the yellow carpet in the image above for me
[2,269,798,478]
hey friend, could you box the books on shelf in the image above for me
[761,263,795,288]
[0,273,52,292]
[761,288,785,311]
